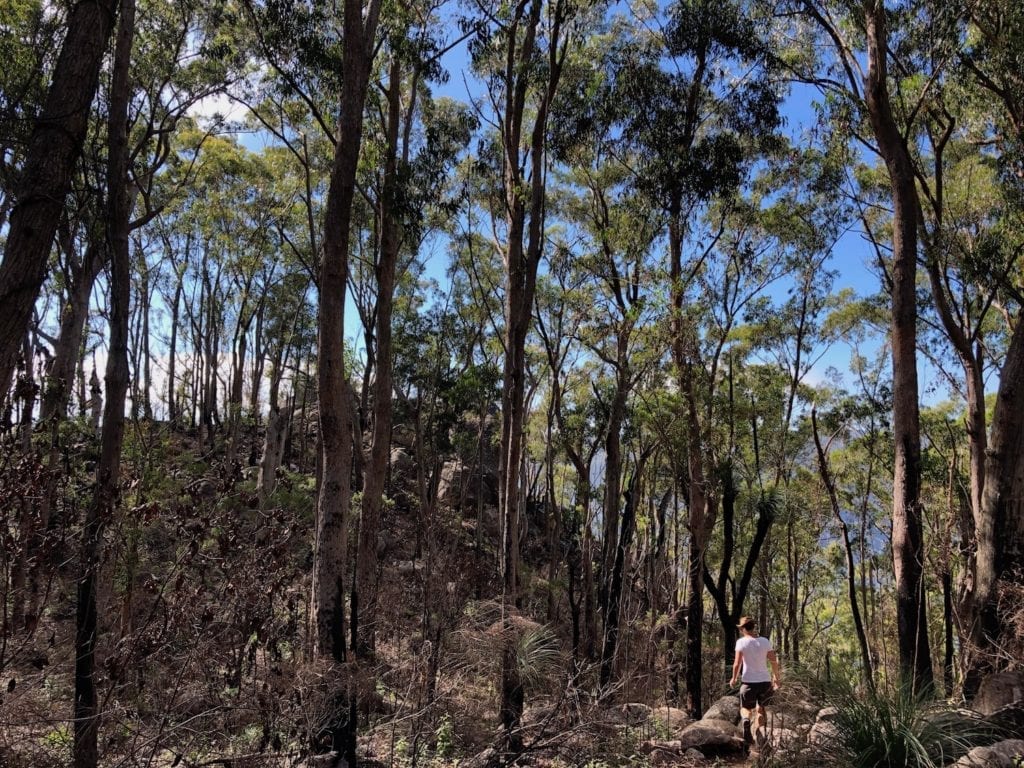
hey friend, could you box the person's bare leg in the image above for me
[740,704,754,747]
[754,704,767,748]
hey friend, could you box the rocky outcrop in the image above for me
[973,671,1024,716]
[702,695,739,724]
[952,739,1024,768]
[437,459,498,510]
[677,719,743,753]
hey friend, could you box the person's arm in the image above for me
[767,649,781,688]
[730,649,743,687]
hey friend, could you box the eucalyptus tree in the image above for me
[555,152,663,687]
[953,0,1024,692]
[534,246,601,661]
[0,0,119,400]
[352,5,475,661]
[786,0,959,691]
[608,0,781,716]
[73,2,135,765]
[466,0,589,753]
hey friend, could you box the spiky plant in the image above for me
[811,679,997,768]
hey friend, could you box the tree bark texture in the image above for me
[863,0,932,693]
[310,1,381,763]
[354,53,403,661]
[812,409,875,690]
[73,2,134,764]
[968,317,1024,695]
[0,0,118,399]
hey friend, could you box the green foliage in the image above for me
[810,679,997,768]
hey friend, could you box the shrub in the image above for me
[810,679,997,768]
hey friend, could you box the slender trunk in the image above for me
[0,0,119,395]
[258,343,288,505]
[140,263,152,419]
[813,409,875,690]
[864,1,932,693]
[355,54,402,661]
[599,360,628,659]
[600,459,647,689]
[167,265,183,426]
[310,2,381,763]
[73,2,134,764]
[41,243,104,423]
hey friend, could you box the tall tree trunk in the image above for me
[600,453,650,689]
[310,2,381,763]
[354,54,403,661]
[599,358,628,668]
[494,1,565,758]
[0,0,119,397]
[966,320,1024,696]
[139,262,152,419]
[812,409,875,690]
[669,208,712,719]
[863,0,932,693]
[167,254,184,426]
[73,1,134,763]
[41,242,104,423]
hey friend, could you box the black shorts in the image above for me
[739,681,774,710]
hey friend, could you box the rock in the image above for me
[678,719,742,754]
[639,739,679,754]
[815,706,840,723]
[770,694,820,727]
[389,447,414,477]
[683,748,705,760]
[975,672,1024,716]
[953,739,1024,768]
[437,460,498,510]
[619,702,653,725]
[764,727,800,750]
[808,719,840,746]
[460,747,499,768]
[644,743,684,766]
[652,707,692,734]
[703,695,739,724]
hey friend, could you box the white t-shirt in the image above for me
[736,635,773,683]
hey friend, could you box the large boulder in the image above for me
[651,707,692,735]
[437,460,498,510]
[678,719,743,754]
[703,695,739,724]
[952,739,1024,768]
[974,672,1024,716]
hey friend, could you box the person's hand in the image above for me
[729,676,738,688]
[772,679,780,690]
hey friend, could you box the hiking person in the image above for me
[729,616,781,751]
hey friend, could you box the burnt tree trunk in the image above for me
[355,52,405,661]
[310,1,381,764]
[72,1,134,764]
[0,0,119,397]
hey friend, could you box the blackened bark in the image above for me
[72,2,133,764]
[310,1,381,763]
[0,0,119,397]
[600,457,649,689]
[354,53,403,661]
